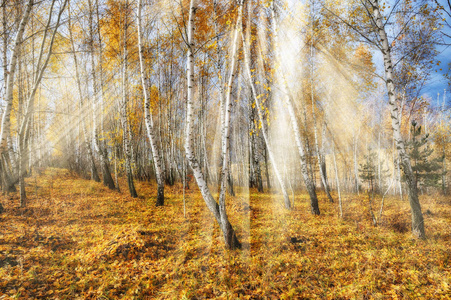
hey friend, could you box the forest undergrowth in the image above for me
[0,168,450,299]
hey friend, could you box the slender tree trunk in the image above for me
[121,60,137,198]
[0,0,33,156]
[114,144,120,192]
[120,0,137,198]
[264,144,271,190]
[354,131,360,194]
[68,2,99,182]
[441,94,447,195]
[332,141,342,218]
[310,43,333,202]
[271,3,318,214]
[369,0,425,239]
[378,132,381,193]
[217,0,243,246]
[241,31,291,209]
[88,0,115,190]
[185,0,241,249]
[18,0,67,205]
[138,0,165,205]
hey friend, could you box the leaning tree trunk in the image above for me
[369,0,425,239]
[271,3,319,214]
[138,0,165,206]
[218,0,243,215]
[185,0,241,249]
[241,31,291,209]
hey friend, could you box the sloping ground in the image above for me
[0,168,450,299]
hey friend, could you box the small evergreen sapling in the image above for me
[405,121,443,191]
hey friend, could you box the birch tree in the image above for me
[308,0,333,203]
[0,0,33,189]
[241,30,292,209]
[121,2,138,198]
[88,0,115,190]
[185,0,241,249]
[17,0,68,206]
[367,0,425,239]
[271,2,320,215]
[138,0,165,206]
[68,1,100,183]
[218,0,244,215]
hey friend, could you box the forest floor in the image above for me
[0,168,450,299]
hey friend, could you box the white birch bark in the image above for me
[310,39,333,203]
[353,129,361,194]
[369,0,425,239]
[241,32,291,209]
[271,3,319,214]
[138,0,165,205]
[121,41,137,197]
[332,141,342,218]
[218,0,243,216]
[0,0,33,154]
[18,0,67,204]
[184,0,240,249]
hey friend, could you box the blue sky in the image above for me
[423,38,450,108]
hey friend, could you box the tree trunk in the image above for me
[241,31,291,209]
[332,141,342,218]
[88,0,115,190]
[369,0,425,239]
[310,32,333,202]
[121,0,137,198]
[68,2,99,183]
[271,3,318,214]
[353,131,360,194]
[138,0,165,205]
[18,0,68,205]
[0,0,33,155]
[217,0,243,246]
[264,144,271,190]
[185,0,240,249]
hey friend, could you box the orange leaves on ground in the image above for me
[0,168,450,299]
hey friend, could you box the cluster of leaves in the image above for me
[0,168,450,299]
